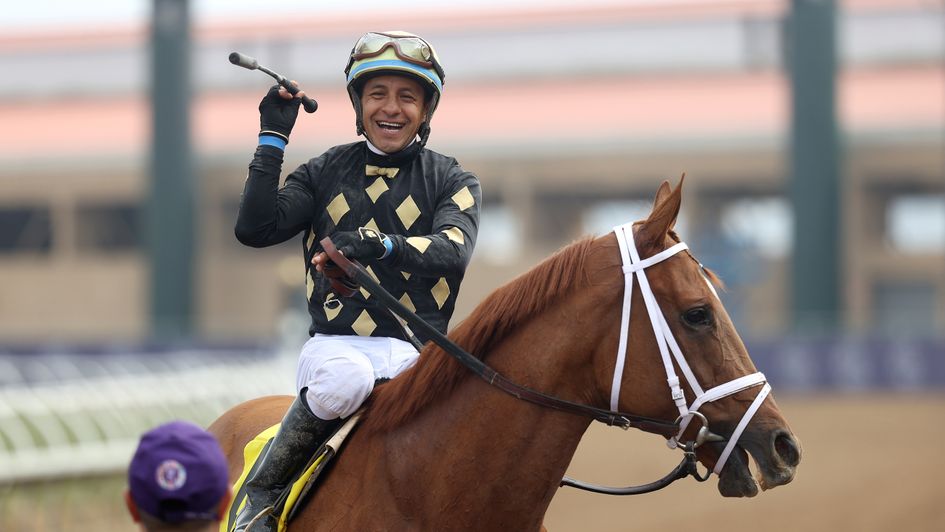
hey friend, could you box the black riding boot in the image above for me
[233,390,337,532]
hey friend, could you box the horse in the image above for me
[209,179,801,530]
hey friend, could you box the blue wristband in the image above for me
[258,135,287,151]
[380,236,393,259]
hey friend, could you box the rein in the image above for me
[320,224,771,495]
[320,237,679,438]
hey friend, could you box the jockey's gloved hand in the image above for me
[258,84,301,143]
[320,260,360,297]
[331,227,393,263]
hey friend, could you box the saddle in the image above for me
[221,415,361,532]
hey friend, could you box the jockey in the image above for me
[233,31,481,531]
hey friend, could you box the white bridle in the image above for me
[609,222,771,475]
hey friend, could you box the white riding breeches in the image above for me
[296,334,419,420]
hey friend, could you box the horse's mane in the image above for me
[363,236,601,433]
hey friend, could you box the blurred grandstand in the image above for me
[0,0,942,491]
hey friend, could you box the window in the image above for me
[581,199,656,237]
[886,194,944,254]
[76,203,141,252]
[0,206,52,254]
[872,280,938,334]
[476,204,522,265]
[720,197,792,259]
[533,192,671,244]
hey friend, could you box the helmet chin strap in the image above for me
[416,92,437,148]
[417,123,431,148]
[609,222,771,476]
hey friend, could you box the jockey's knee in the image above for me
[303,355,374,420]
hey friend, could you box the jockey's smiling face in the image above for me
[360,74,428,153]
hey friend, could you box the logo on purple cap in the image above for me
[155,459,188,491]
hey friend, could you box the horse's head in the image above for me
[589,178,801,497]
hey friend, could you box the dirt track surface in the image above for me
[545,394,945,532]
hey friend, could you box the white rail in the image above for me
[0,350,295,484]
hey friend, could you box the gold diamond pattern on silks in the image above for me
[399,293,416,313]
[396,196,421,230]
[324,293,342,321]
[326,193,350,225]
[451,187,475,211]
[442,227,464,245]
[401,271,412,280]
[351,310,377,336]
[364,218,380,234]
[406,237,431,253]
[431,278,450,309]
[306,269,315,300]
[306,227,316,251]
[365,178,388,203]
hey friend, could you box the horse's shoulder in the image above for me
[208,395,294,448]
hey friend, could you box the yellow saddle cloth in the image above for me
[220,415,359,532]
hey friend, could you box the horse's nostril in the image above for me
[773,432,801,467]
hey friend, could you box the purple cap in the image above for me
[128,420,230,524]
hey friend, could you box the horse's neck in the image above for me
[383,301,599,529]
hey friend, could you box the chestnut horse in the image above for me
[209,180,801,530]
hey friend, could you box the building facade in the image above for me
[0,0,941,343]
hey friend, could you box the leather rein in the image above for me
[320,236,713,495]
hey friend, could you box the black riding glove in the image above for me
[258,84,301,143]
[331,227,391,263]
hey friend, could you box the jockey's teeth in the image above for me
[378,121,404,130]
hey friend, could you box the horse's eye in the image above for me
[683,307,712,327]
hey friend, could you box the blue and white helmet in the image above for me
[344,31,446,147]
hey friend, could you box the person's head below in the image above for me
[125,420,232,532]
[344,31,446,153]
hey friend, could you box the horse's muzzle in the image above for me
[715,428,801,497]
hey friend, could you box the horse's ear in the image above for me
[653,180,672,209]
[637,176,684,252]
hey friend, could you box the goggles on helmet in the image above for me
[345,32,446,84]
